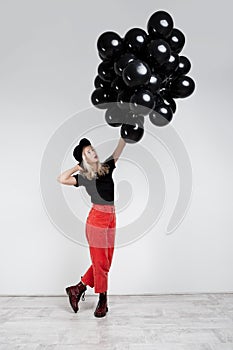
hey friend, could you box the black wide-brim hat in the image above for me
[73,138,91,163]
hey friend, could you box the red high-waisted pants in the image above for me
[81,203,116,293]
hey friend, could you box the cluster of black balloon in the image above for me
[91,10,195,143]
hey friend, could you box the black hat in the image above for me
[73,138,91,163]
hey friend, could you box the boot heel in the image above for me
[81,291,86,301]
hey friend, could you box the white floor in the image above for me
[0,293,233,350]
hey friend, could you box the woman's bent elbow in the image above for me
[57,176,64,184]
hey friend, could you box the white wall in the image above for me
[0,0,232,295]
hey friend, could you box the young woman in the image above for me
[57,137,126,317]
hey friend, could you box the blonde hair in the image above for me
[79,146,110,181]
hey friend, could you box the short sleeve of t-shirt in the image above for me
[104,155,116,171]
[72,173,84,187]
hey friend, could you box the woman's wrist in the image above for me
[74,163,83,172]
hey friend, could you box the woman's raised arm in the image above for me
[57,163,83,186]
[112,137,126,164]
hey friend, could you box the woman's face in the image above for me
[83,145,99,163]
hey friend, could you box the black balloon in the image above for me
[169,75,195,98]
[147,10,174,38]
[98,60,116,82]
[145,73,162,93]
[98,50,106,60]
[114,53,136,76]
[117,88,135,110]
[149,103,173,126]
[122,59,152,87]
[173,55,191,77]
[121,112,144,143]
[160,51,180,74]
[123,28,149,54]
[94,75,111,89]
[111,76,127,95]
[130,88,155,115]
[97,31,123,60]
[160,90,177,113]
[146,39,171,66]
[105,105,125,127]
[91,88,110,109]
[167,28,185,53]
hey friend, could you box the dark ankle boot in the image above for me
[65,279,87,313]
[94,291,108,318]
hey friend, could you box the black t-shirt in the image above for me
[72,155,116,205]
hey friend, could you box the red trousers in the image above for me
[81,203,116,293]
